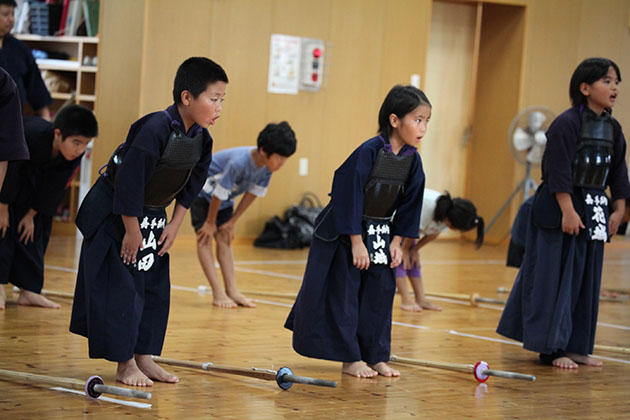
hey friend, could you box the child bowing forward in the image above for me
[70,57,227,386]
[285,85,429,378]
[1,105,97,309]
[397,190,484,312]
[192,122,296,308]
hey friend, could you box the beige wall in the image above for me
[94,0,629,239]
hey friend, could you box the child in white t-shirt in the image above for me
[396,190,484,311]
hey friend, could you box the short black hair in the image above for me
[569,57,621,107]
[172,57,228,104]
[54,104,98,139]
[0,0,17,7]
[435,191,484,248]
[378,85,431,137]
[257,121,296,157]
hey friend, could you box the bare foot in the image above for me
[551,356,579,369]
[17,290,60,309]
[400,295,422,312]
[567,353,603,367]
[212,291,238,308]
[0,286,6,310]
[135,354,179,383]
[342,361,378,378]
[368,362,400,377]
[401,301,423,312]
[418,298,442,311]
[226,291,256,308]
[117,359,154,386]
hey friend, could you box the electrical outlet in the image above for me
[299,158,308,176]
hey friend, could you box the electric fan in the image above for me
[485,106,556,234]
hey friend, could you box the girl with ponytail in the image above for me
[397,189,484,312]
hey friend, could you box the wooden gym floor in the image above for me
[1,235,629,419]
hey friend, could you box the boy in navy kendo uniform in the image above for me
[192,122,297,308]
[0,104,97,310]
[70,57,227,387]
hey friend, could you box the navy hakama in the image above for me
[70,207,170,362]
[285,135,424,364]
[285,233,397,364]
[497,189,603,355]
[0,205,52,292]
[497,107,630,357]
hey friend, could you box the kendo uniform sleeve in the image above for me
[0,68,29,162]
[329,141,377,235]
[0,117,48,206]
[173,130,213,209]
[14,37,53,111]
[32,159,81,215]
[607,120,630,201]
[391,151,424,239]
[0,161,26,205]
[112,115,166,217]
[542,110,579,194]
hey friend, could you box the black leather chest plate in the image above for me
[573,110,614,189]
[363,149,414,220]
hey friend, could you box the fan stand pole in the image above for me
[485,162,537,235]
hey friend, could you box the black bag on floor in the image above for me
[254,192,323,249]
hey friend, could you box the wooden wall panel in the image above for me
[318,0,386,194]
[466,3,526,243]
[379,0,431,95]
[575,0,630,132]
[139,0,214,116]
[91,0,146,183]
[423,1,477,196]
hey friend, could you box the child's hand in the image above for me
[389,241,402,268]
[121,229,143,265]
[403,248,420,270]
[351,240,370,270]
[0,203,9,238]
[17,214,35,245]
[561,209,584,235]
[609,210,624,237]
[218,220,236,245]
[196,221,217,247]
[158,222,180,256]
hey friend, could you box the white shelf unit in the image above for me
[15,34,99,112]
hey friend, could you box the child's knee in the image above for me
[195,236,213,249]
[215,234,230,247]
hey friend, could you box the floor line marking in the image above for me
[50,387,152,409]
[44,264,630,330]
